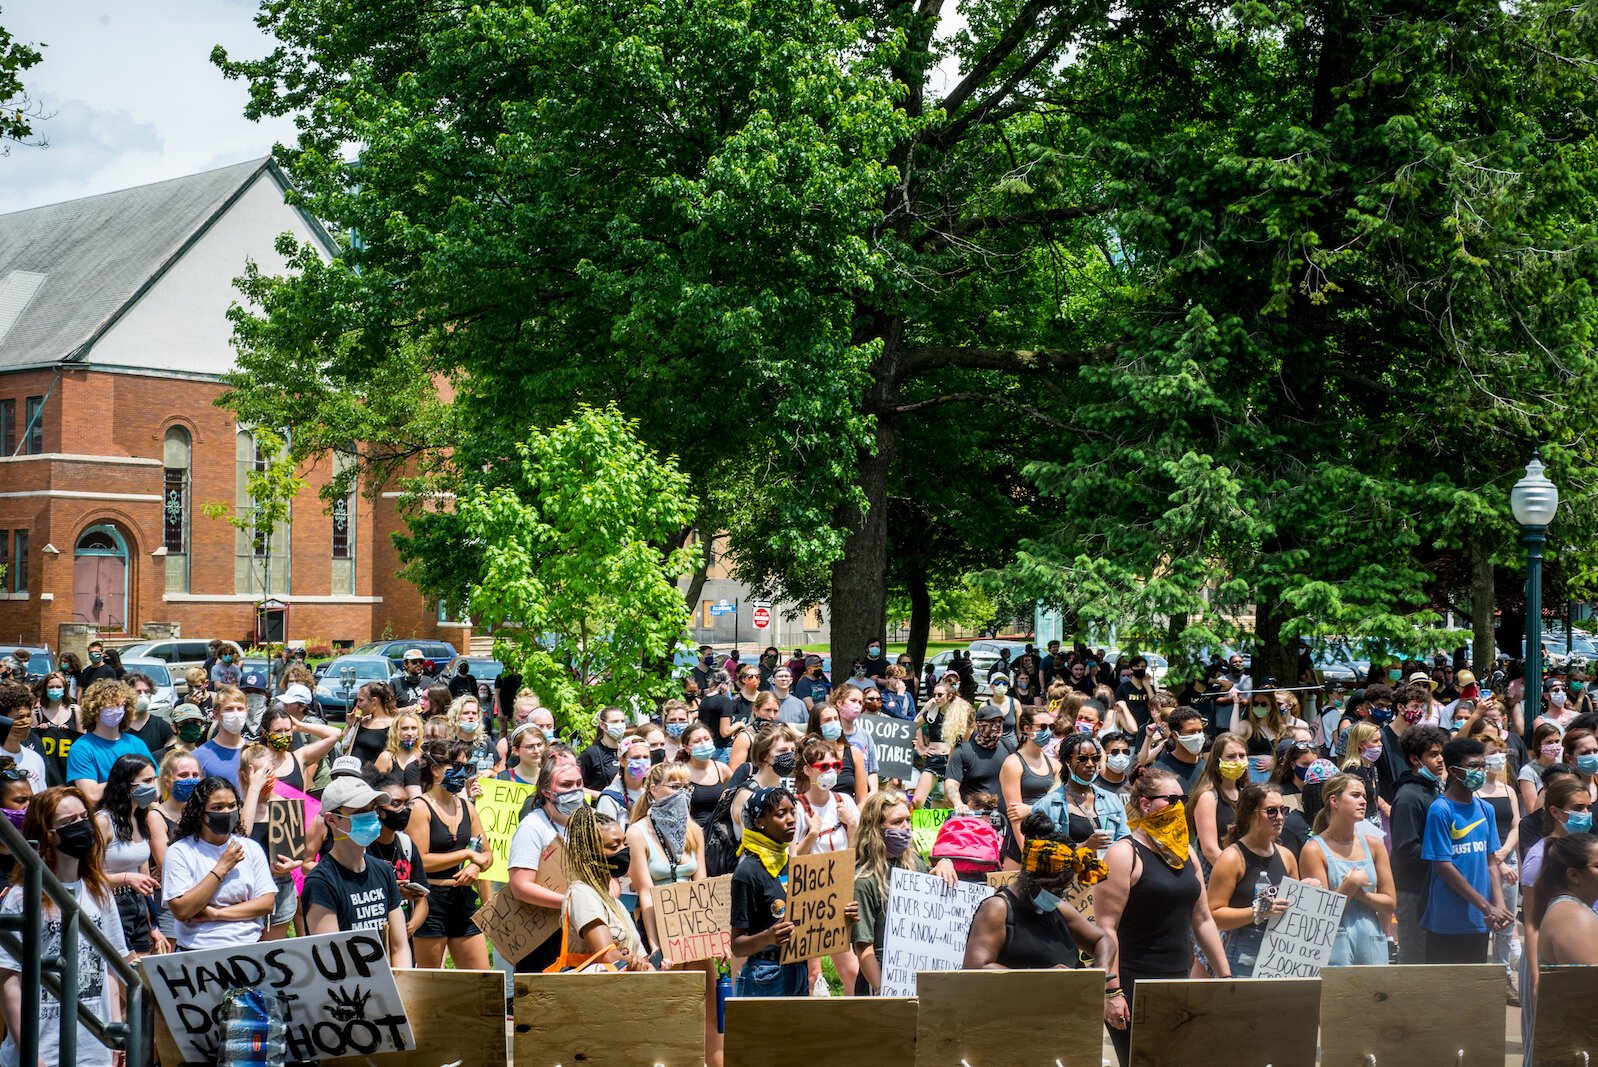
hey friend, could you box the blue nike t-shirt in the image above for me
[1420,794,1500,934]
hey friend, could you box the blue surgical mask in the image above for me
[1031,889,1062,913]
[1577,754,1598,777]
[821,721,843,741]
[1417,765,1440,784]
[1069,771,1096,787]
[1566,810,1594,834]
[344,811,382,847]
[691,741,716,761]
[1033,727,1052,748]
[543,728,558,741]
[666,722,687,738]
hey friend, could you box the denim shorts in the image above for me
[735,956,808,998]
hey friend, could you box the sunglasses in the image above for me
[809,761,844,772]
[1151,794,1185,806]
[1263,806,1289,818]
[0,769,25,783]
[1073,754,1102,764]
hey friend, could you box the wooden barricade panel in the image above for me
[1531,966,1598,1067]
[324,968,508,1067]
[914,968,1103,1067]
[1129,978,1320,1067]
[724,997,918,1067]
[514,971,703,1067]
[1320,964,1500,1067]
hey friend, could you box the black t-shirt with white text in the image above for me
[302,854,401,937]
[1115,680,1156,730]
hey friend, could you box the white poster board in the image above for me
[1253,876,1348,978]
[878,867,994,997]
[143,929,414,1063]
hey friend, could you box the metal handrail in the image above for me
[0,815,149,1067]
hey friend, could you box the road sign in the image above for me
[710,601,736,617]
[753,605,772,629]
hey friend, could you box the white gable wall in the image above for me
[85,170,328,376]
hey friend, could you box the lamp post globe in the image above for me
[1512,452,1558,751]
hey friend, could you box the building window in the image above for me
[22,396,41,455]
[330,449,356,595]
[163,426,191,593]
[0,400,13,457]
[10,531,26,594]
[235,428,289,595]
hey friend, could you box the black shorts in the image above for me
[115,887,153,953]
[417,882,482,940]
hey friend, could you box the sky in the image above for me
[0,0,298,213]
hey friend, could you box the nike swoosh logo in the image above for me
[1450,817,1486,841]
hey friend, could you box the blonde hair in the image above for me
[1340,722,1380,772]
[1312,773,1366,835]
[158,747,200,797]
[855,790,914,891]
[628,761,693,823]
[185,666,208,688]
[447,693,481,728]
[237,743,274,790]
[213,685,247,711]
[384,711,424,763]
[940,697,975,746]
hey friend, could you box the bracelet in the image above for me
[208,870,223,882]
[1104,989,1124,999]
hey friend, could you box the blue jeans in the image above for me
[735,956,808,997]
[1223,924,1264,977]
[1328,910,1389,966]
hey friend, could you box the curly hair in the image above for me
[78,678,134,731]
[172,776,242,842]
[101,753,156,843]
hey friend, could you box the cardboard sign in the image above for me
[878,867,993,996]
[266,797,306,863]
[911,807,952,860]
[143,930,414,1064]
[985,870,1095,921]
[654,875,732,964]
[476,777,536,883]
[859,714,917,785]
[782,848,855,963]
[474,840,568,965]
[1253,876,1347,978]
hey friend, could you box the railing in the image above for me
[0,816,150,1067]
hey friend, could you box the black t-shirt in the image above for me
[862,657,890,681]
[698,694,745,740]
[366,834,421,918]
[494,672,522,716]
[1115,680,1156,729]
[303,854,401,936]
[389,671,436,709]
[730,853,785,941]
[1154,749,1205,797]
[946,737,1017,799]
[76,664,117,692]
[578,740,620,793]
[448,673,478,699]
[126,715,175,763]
[27,723,79,787]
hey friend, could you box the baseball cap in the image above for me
[989,673,1011,687]
[976,703,1004,722]
[1456,669,1477,687]
[403,649,425,662]
[330,755,364,778]
[321,776,387,812]
[240,671,269,691]
[281,683,314,706]
[170,703,206,723]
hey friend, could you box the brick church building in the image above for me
[0,159,463,651]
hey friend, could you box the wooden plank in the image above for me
[1129,978,1320,1067]
[724,997,918,1067]
[1531,966,1598,1067]
[513,972,703,1067]
[915,969,1103,1067]
[152,1000,186,1067]
[1321,965,1501,1067]
[324,969,508,1067]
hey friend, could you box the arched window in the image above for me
[235,428,290,595]
[331,448,356,595]
[163,426,191,593]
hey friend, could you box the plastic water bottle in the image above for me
[716,972,732,1033]
[1254,870,1272,904]
[220,988,283,1067]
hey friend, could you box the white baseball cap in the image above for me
[330,755,364,778]
[281,683,314,706]
[403,649,425,662]
[322,776,386,812]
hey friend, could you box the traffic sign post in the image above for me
[753,603,771,630]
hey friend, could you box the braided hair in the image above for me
[564,804,626,926]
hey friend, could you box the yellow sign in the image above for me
[476,776,535,882]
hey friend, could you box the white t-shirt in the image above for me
[507,807,565,872]
[160,834,276,950]
[565,881,645,958]
[793,791,859,854]
[0,881,127,1067]
[1,744,44,795]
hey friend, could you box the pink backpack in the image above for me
[930,814,1003,875]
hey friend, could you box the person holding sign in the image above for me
[793,736,861,995]
[1205,782,1306,976]
[93,753,169,955]
[506,745,582,972]
[1097,765,1231,1067]
[240,743,322,940]
[552,805,652,970]
[853,788,954,994]
[0,785,133,1067]
[410,738,493,970]
[161,776,277,950]
[1298,773,1395,966]
[261,702,344,799]
[303,775,414,967]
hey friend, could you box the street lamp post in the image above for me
[1511,453,1560,750]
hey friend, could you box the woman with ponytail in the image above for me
[1298,773,1395,967]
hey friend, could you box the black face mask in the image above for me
[205,810,236,837]
[606,849,632,877]
[380,807,412,832]
[772,752,798,776]
[54,820,97,859]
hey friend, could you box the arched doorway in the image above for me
[73,524,129,631]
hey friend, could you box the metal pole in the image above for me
[57,905,80,1067]
[18,856,39,1067]
[734,598,740,658]
[1525,524,1546,752]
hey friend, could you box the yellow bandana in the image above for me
[1021,838,1110,885]
[738,828,791,878]
[1130,800,1190,869]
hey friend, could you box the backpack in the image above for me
[930,813,1003,876]
[703,785,743,877]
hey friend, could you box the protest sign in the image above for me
[782,848,855,963]
[143,930,413,1064]
[476,777,536,882]
[878,868,993,996]
[1253,876,1346,978]
[266,797,306,863]
[986,870,1095,921]
[859,714,917,785]
[655,875,732,964]
[474,839,568,965]
[911,807,952,860]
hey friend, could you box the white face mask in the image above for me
[221,710,248,734]
[1485,753,1508,773]
[1105,753,1133,774]
[1175,731,1206,754]
[815,770,839,792]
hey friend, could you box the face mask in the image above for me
[626,758,651,780]
[342,811,383,847]
[89,651,103,664]
[691,741,716,761]
[1485,754,1507,773]
[992,683,1008,695]
[442,766,471,793]
[1399,704,1423,724]
[821,721,843,741]
[606,848,632,877]
[1417,764,1440,783]
[171,778,200,803]
[1069,769,1097,787]
[131,783,159,809]
[178,722,206,744]
[772,752,798,776]
[267,731,294,752]
[553,789,585,816]
[1566,810,1594,834]
[1250,704,1270,719]
[1032,727,1053,747]
[380,807,411,832]
[1456,767,1487,792]
[666,722,687,738]
[400,736,417,750]
[458,719,480,735]
[1542,743,1563,762]
[605,722,627,741]
[221,711,248,734]
[1577,754,1598,776]
[868,646,881,657]
[1,808,24,830]
[815,770,839,791]
[1388,669,1403,682]
[840,705,861,722]
[98,706,125,729]
[1369,707,1395,725]
[973,729,1001,749]
[134,694,151,715]
[1574,682,1587,694]
[1132,668,1146,680]
[1075,720,1096,735]
[54,820,97,859]
[1218,759,1247,781]
[1552,692,1569,707]
[1362,745,1384,763]
[1030,889,1063,914]
[1176,731,1205,754]
[45,687,64,702]
[1293,763,1310,781]
[205,810,235,836]
[543,728,559,742]
[1106,753,1132,774]
[883,826,913,857]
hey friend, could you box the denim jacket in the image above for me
[1032,781,1130,848]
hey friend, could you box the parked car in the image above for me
[313,655,399,719]
[0,645,53,682]
[119,657,181,717]
[350,639,459,673]
[118,639,244,695]
[926,649,1004,697]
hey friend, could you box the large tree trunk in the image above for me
[1252,589,1297,692]
[1470,535,1495,675]
[906,563,932,671]
[829,349,901,667]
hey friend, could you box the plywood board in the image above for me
[1322,965,1500,1067]
[915,969,1103,1067]
[724,997,918,1067]
[1129,978,1320,1067]
[324,969,508,1067]
[1531,965,1598,1067]
[513,971,703,1067]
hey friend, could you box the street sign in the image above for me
[753,605,771,629]
[710,601,736,616]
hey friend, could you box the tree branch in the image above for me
[937,0,1055,118]
[899,343,1114,376]
[895,391,1092,434]
[935,19,1076,147]
[914,203,1111,252]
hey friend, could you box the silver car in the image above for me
[314,655,398,720]
[120,657,181,719]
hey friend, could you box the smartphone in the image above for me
[647,948,664,969]
[403,881,432,895]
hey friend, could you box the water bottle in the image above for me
[716,972,732,1033]
[1253,870,1272,905]
[219,988,283,1067]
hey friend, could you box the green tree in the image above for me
[0,10,43,150]
[452,405,697,723]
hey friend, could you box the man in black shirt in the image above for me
[578,706,628,792]
[862,640,891,686]
[1153,706,1208,796]
[1115,655,1159,731]
[76,641,117,693]
[945,705,1016,812]
[448,660,479,700]
[389,649,437,712]
[302,776,412,966]
[123,672,175,763]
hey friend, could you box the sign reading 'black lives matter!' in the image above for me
[143,930,414,1063]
